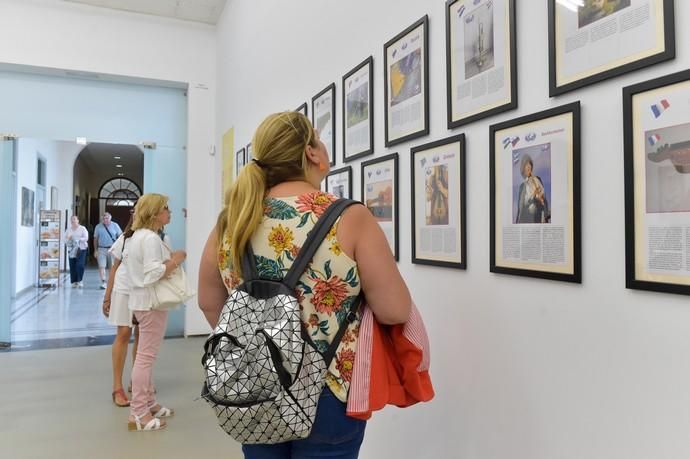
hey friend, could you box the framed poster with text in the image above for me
[312,83,336,166]
[325,166,353,200]
[624,70,690,295]
[384,15,429,147]
[548,0,674,96]
[446,0,517,128]
[411,134,466,269]
[490,102,581,282]
[343,56,374,162]
[362,153,399,260]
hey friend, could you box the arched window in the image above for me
[98,177,141,207]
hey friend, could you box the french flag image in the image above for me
[650,99,670,118]
[502,136,519,149]
[647,133,661,146]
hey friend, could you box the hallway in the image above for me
[10,267,114,350]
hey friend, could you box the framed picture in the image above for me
[446,0,517,129]
[21,187,34,227]
[384,15,429,147]
[312,83,336,166]
[296,103,307,117]
[342,56,374,162]
[325,166,353,199]
[489,102,581,282]
[411,134,466,269]
[623,69,690,295]
[362,153,399,260]
[548,0,675,97]
[246,143,253,162]
[235,147,246,176]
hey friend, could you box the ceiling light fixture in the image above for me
[114,156,121,159]
[116,164,123,168]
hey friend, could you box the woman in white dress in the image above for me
[102,217,136,407]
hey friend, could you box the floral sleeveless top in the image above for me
[217,191,361,402]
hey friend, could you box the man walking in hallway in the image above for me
[94,212,122,289]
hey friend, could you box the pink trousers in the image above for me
[130,309,168,417]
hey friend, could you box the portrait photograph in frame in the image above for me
[624,69,690,295]
[362,153,399,260]
[325,166,353,200]
[295,103,307,117]
[235,147,245,177]
[489,102,581,282]
[342,56,374,162]
[548,0,675,97]
[411,134,466,269]
[312,83,336,166]
[384,15,429,147]
[446,0,517,129]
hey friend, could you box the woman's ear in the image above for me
[304,143,319,165]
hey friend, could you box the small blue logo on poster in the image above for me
[525,132,536,142]
[432,155,440,163]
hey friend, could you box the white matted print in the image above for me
[625,70,690,294]
[446,0,516,128]
[312,84,336,166]
[549,0,674,96]
[325,166,352,200]
[490,102,581,282]
[343,57,374,162]
[384,16,429,147]
[411,135,466,268]
[362,154,399,260]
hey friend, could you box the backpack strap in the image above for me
[240,243,259,282]
[282,198,360,290]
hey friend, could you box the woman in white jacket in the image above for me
[122,193,186,432]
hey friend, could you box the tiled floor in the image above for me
[10,267,116,349]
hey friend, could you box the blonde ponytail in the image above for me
[220,111,316,276]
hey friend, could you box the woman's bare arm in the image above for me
[198,228,228,328]
[337,204,411,325]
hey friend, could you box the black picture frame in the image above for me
[489,102,581,283]
[325,166,353,200]
[446,0,517,129]
[295,103,307,117]
[312,83,336,166]
[384,15,430,147]
[246,143,253,163]
[342,56,374,162]
[411,134,467,269]
[623,69,690,295]
[235,147,245,177]
[548,0,675,97]
[362,153,399,261]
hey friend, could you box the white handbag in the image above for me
[150,242,196,310]
[150,265,195,309]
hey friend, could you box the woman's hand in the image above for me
[171,250,187,267]
[102,297,111,317]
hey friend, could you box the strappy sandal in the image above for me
[112,389,130,407]
[128,414,166,432]
[150,404,174,418]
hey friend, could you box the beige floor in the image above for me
[0,336,243,459]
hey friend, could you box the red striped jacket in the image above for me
[346,302,434,420]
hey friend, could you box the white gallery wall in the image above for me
[0,0,217,334]
[217,1,690,458]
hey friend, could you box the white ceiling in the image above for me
[63,0,227,25]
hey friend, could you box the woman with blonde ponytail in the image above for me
[198,111,411,458]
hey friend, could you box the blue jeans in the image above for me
[68,249,87,283]
[242,387,366,459]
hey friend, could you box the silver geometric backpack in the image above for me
[201,198,361,444]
